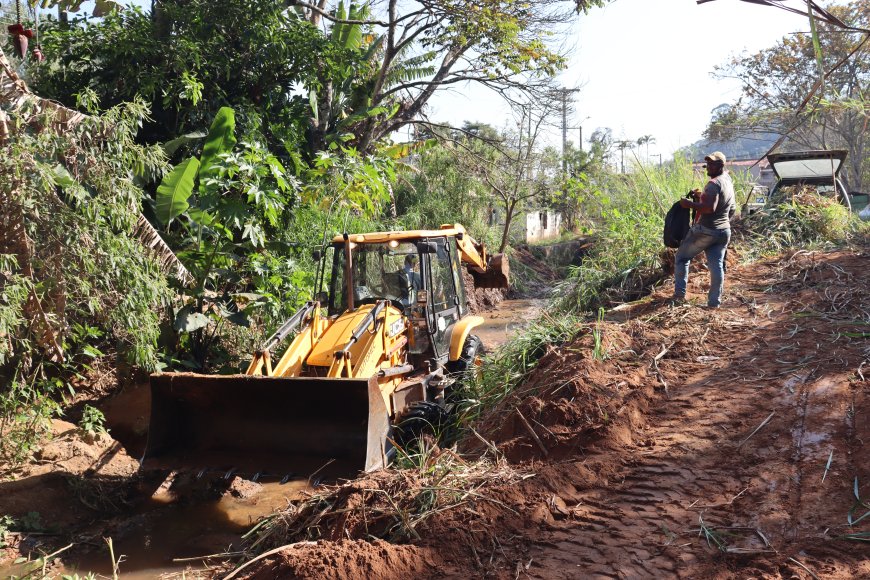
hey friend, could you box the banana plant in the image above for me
[155,106,236,228]
[307,1,435,152]
[154,107,293,370]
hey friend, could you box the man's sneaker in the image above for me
[669,295,687,307]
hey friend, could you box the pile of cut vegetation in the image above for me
[736,188,858,257]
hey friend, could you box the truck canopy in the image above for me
[767,150,847,181]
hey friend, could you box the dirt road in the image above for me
[240,247,869,579]
[519,249,870,578]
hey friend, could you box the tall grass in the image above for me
[554,156,717,313]
[453,158,718,426]
[453,311,582,426]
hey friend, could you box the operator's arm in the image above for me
[680,181,720,214]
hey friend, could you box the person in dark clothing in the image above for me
[672,151,735,308]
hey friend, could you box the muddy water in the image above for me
[65,297,546,577]
[474,298,547,351]
[65,480,310,579]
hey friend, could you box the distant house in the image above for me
[524,209,562,243]
[492,208,561,244]
[692,158,775,189]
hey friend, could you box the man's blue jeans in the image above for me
[674,225,731,307]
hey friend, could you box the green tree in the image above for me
[459,99,562,252]
[30,2,327,151]
[293,0,609,152]
[393,129,496,244]
[29,0,609,157]
[707,0,869,191]
[1,51,171,462]
[555,135,612,231]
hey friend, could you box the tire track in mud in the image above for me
[526,353,774,577]
[518,253,869,579]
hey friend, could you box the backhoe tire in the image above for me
[444,334,485,404]
[392,401,448,452]
[446,334,485,380]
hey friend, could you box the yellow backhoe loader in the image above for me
[144,224,509,479]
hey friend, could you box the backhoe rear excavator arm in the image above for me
[440,224,509,289]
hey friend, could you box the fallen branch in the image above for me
[516,409,548,457]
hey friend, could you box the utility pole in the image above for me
[574,116,590,152]
[616,140,633,174]
[555,88,581,174]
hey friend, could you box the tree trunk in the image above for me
[0,185,64,362]
[499,200,517,253]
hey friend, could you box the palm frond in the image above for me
[385,51,438,87]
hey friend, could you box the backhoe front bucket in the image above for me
[143,373,390,477]
[471,253,510,289]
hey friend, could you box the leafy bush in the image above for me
[78,405,108,439]
[0,514,12,548]
[0,379,61,465]
[0,96,171,465]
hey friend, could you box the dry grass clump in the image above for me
[242,445,528,555]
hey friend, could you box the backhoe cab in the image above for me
[145,224,509,478]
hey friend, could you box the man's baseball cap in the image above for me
[704,151,727,164]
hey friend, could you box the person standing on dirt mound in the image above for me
[672,151,735,308]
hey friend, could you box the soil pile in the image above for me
[234,540,439,580]
[238,245,870,579]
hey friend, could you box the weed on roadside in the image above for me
[77,405,109,440]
